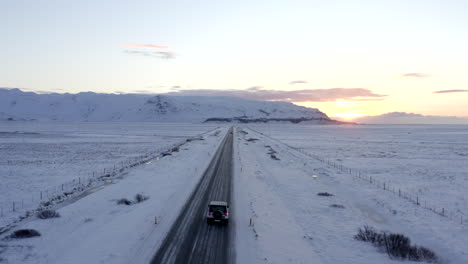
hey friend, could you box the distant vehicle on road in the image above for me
[207,201,229,225]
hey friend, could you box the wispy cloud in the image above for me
[289,80,308,85]
[130,89,157,94]
[121,44,168,49]
[246,86,263,90]
[122,43,175,59]
[402,73,430,78]
[433,89,468,94]
[167,87,386,102]
[124,50,175,59]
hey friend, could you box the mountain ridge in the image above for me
[354,112,468,125]
[0,88,344,124]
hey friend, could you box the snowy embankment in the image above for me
[0,127,228,264]
[233,127,467,264]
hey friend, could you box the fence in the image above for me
[247,127,467,227]
[0,134,204,230]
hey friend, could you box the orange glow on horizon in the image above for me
[331,112,367,120]
[294,99,387,120]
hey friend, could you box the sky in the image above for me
[2,0,468,120]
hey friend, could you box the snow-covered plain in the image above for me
[233,124,468,263]
[249,124,468,220]
[1,123,467,264]
[0,124,228,263]
[0,122,219,226]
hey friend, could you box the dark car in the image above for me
[206,201,229,224]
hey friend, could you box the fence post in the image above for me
[442,208,445,216]
[40,191,43,200]
[12,202,15,212]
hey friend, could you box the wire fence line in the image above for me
[247,127,467,227]
[0,132,211,230]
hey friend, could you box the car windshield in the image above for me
[209,205,226,213]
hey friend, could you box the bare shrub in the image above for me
[330,204,345,209]
[270,154,280,160]
[317,192,333,197]
[37,209,60,219]
[135,193,149,203]
[117,193,149,205]
[117,198,132,205]
[355,226,381,243]
[40,201,52,207]
[8,229,41,239]
[415,247,438,262]
[355,226,438,263]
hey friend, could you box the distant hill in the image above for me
[354,112,468,125]
[0,88,343,124]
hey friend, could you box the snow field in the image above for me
[0,126,228,264]
[0,122,219,227]
[234,126,467,263]
[250,124,468,225]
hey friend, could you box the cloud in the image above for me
[166,87,386,102]
[15,87,57,94]
[433,89,468,94]
[124,50,175,59]
[246,86,263,90]
[121,43,175,59]
[121,44,168,49]
[289,80,308,85]
[402,73,430,78]
[131,89,157,94]
[352,98,386,101]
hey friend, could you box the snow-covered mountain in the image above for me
[354,112,468,125]
[0,88,338,123]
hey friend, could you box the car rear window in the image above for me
[209,205,226,213]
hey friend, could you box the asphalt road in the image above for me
[151,127,234,264]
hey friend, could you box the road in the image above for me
[151,127,234,264]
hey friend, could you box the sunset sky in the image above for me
[2,0,468,119]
